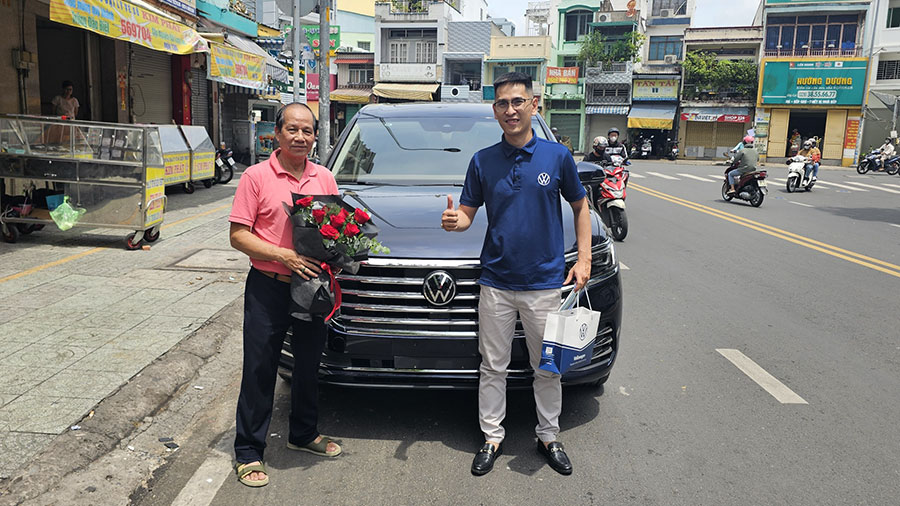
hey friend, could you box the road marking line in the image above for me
[717,349,808,404]
[628,172,646,178]
[630,183,900,279]
[170,447,233,506]
[788,201,814,208]
[647,171,679,180]
[677,173,716,182]
[841,181,900,194]
[0,203,233,285]
[708,174,725,179]
[822,181,865,191]
[883,183,900,189]
[619,262,630,270]
[891,224,900,229]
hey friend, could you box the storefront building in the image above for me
[584,62,632,147]
[332,50,375,137]
[757,0,874,166]
[627,76,680,156]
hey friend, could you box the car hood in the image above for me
[340,185,605,259]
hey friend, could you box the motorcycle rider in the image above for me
[797,139,821,181]
[606,127,628,161]
[583,136,613,164]
[727,135,759,195]
[878,137,895,170]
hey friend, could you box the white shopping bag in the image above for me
[538,289,601,375]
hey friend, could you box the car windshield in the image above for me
[331,115,549,184]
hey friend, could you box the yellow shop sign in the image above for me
[50,0,209,55]
[208,43,265,89]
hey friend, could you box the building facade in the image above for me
[442,21,502,103]
[484,34,552,104]
[756,0,874,166]
[677,26,762,159]
[861,0,900,152]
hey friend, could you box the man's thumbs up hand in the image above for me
[441,195,459,231]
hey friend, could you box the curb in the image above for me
[0,297,243,505]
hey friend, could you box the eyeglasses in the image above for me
[492,97,531,110]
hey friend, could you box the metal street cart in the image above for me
[157,125,193,194]
[0,115,167,250]
[179,125,216,192]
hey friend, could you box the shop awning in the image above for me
[373,83,439,101]
[332,87,374,104]
[680,107,751,123]
[227,34,290,83]
[49,0,209,54]
[585,105,629,115]
[334,58,374,64]
[628,103,677,129]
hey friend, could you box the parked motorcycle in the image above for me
[640,136,653,159]
[856,149,900,175]
[722,165,768,207]
[785,155,815,192]
[215,143,236,184]
[667,138,678,161]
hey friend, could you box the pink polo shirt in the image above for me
[229,149,339,275]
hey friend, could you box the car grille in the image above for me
[334,260,482,338]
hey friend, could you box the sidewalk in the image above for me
[0,182,245,482]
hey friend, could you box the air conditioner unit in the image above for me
[660,9,670,17]
[597,14,609,22]
[664,54,678,64]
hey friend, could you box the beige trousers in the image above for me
[477,285,562,443]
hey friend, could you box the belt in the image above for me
[256,269,292,283]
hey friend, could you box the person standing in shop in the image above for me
[51,81,80,118]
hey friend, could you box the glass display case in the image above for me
[179,125,216,192]
[0,115,167,249]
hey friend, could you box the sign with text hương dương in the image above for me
[760,59,867,106]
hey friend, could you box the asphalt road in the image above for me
[138,160,900,506]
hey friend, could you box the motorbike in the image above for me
[722,165,768,207]
[215,143,236,184]
[856,149,900,175]
[578,157,629,241]
[667,138,679,161]
[640,136,653,159]
[785,155,816,192]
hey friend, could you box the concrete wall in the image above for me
[0,0,44,115]
[490,35,552,60]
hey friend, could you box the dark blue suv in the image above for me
[281,103,622,389]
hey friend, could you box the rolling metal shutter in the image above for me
[130,45,172,124]
[191,70,210,132]
[551,113,582,151]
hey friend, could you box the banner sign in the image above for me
[158,0,195,15]
[546,67,579,84]
[633,79,679,101]
[681,112,750,123]
[209,43,265,89]
[307,73,319,101]
[49,0,208,55]
[760,60,867,106]
[301,25,340,57]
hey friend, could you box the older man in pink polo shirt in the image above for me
[229,103,341,487]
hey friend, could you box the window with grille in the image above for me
[648,36,683,61]
[764,14,860,52]
[652,0,687,16]
[514,65,538,81]
[877,60,900,80]
[561,56,585,78]
[358,41,371,51]
[550,100,581,110]
[349,64,374,84]
[889,8,900,28]
[564,10,593,42]
[389,42,408,63]
[415,41,436,63]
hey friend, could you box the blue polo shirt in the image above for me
[459,131,586,291]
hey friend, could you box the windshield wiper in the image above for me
[379,119,461,152]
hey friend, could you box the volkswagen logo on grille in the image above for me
[423,270,457,306]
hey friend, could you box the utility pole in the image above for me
[292,0,302,103]
[318,0,331,161]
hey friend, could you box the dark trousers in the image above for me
[234,268,327,464]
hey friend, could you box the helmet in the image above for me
[803,139,812,148]
[607,127,620,136]
[593,136,609,149]
[743,135,755,145]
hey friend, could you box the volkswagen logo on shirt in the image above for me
[423,270,457,306]
[537,172,551,186]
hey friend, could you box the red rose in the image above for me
[294,199,302,206]
[298,196,314,207]
[312,208,327,223]
[344,223,360,237]
[319,224,340,240]
[354,208,370,224]
[330,212,346,228]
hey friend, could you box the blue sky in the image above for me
[488,0,761,34]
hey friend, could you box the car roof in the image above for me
[357,102,499,119]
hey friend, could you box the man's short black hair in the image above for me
[275,102,318,133]
[492,72,533,95]
[61,80,73,89]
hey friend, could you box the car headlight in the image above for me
[564,238,618,280]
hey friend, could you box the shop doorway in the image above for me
[786,110,827,155]
[36,18,89,118]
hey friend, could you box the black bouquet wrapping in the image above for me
[284,193,383,321]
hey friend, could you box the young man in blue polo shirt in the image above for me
[441,72,592,476]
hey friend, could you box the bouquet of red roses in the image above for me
[283,193,388,321]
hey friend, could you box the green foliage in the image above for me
[577,31,645,67]
[683,50,759,98]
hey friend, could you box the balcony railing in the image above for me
[682,84,755,103]
[764,47,863,58]
[382,0,460,14]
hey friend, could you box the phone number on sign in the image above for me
[797,90,838,99]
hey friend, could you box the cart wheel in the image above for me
[144,227,160,243]
[202,179,213,189]
[183,182,195,194]
[17,223,37,235]
[125,232,143,250]
[2,224,20,243]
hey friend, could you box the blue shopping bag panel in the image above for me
[539,340,593,375]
